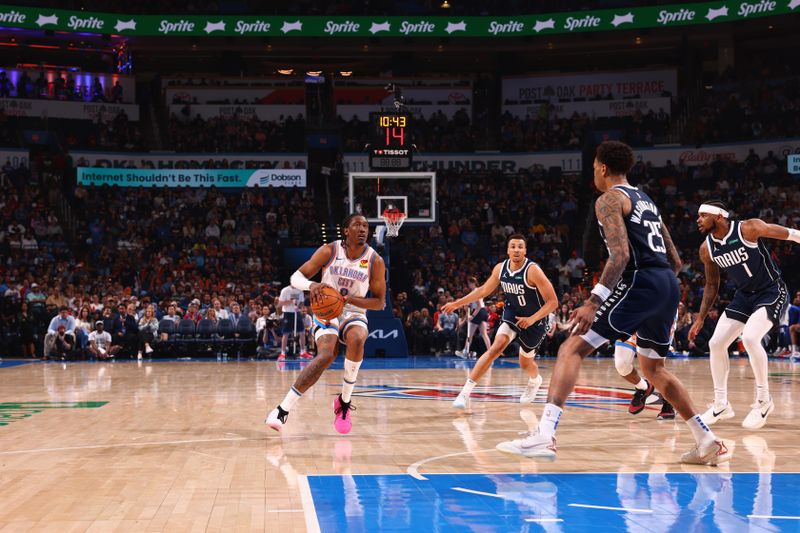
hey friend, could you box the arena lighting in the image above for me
[440,0,451,8]
[635,36,642,45]
[306,70,322,76]
[277,68,294,75]
[339,71,353,77]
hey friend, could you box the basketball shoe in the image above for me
[299,351,313,360]
[266,406,289,432]
[452,393,470,410]
[496,432,556,460]
[628,381,654,414]
[742,398,774,430]
[455,349,469,359]
[657,401,675,420]
[333,394,355,434]
[277,353,286,361]
[519,374,543,404]
[680,439,732,465]
[700,402,735,426]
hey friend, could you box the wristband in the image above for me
[788,228,800,244]
[290,271,313,291]
[590,284,612,302]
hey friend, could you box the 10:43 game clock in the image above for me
[369,112,412,170]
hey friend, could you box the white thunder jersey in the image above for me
[321,240,377,316]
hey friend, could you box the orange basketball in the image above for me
[312,285,345,321]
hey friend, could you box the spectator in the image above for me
[26,283,46,304]
[122,303,140,357]
[138,304,158,357]
[17,301,36,358]
[44,306,76,358]
[88,320,120,359]
[566,250,586,287]
[434,302,459,355]
[51,324,74,360]
[74,305,93,353]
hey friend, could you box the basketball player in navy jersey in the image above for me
[689,200,799,429]
[443,234,558,409]
[497,140,731,465]
[266,214,386,434]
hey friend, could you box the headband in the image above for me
[698,204,729,218]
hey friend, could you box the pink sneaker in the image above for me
[277,353,286,361]
[333,395,355,434]
[299,351,313,360]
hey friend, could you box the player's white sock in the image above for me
[538,403,563,438]
[341,359,362,403]
[634,378,648,390]
[463,338,472,353]
[460,378,476,397]
[741,308,773,403]
[686,414,716,446]
[279,387,302,412]
[708,316,743,407]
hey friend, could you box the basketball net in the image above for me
[381,208,406,238]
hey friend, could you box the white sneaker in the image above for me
[681,439,732,465]
[520,374,543,404]
[496,432,556,460]
[137,351,142,360]
[145,345,154,354]
[266,406,289,432]
[700,402,735,426]
[455,350,469,359]
[453,393,470,410]
[742,398,774,430]
[469,351,477,359]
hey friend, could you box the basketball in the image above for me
[312,285,345,321]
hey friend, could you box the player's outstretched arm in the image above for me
[741,218,800,243]
[516,264,559,329]
[345,254,386,311]
[290,243,334,302]
[442,263,502,314]
[688,241,720,342]
[659,218,683,275]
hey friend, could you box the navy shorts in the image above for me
[470,308,489,325]
[500,311,548,352]
[725,282,788,327]
[281,312,305,334]
[584,268,679,358]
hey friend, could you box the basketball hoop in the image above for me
[381,208,406,238]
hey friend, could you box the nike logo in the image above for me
[712,409,725,417]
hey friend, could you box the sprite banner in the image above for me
[0,1,796,37]
[77,167,306,188]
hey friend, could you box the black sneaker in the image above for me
[657,401,676,420]
[628,381,654,415]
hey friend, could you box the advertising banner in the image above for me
[77,167,306,188]
[502,70,677,103]
[0,148,29,168]
[165,87,305,106]
[343,152,582,173]
[503,97,672,119]
[0,98,139,121]
[70,151,307,169]
[0,3,794,38]
[634,138,800,166]
[168,104,305,121]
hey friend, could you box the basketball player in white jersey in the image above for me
[443,235,558,410]
[266,214,386,434]
[455,276,492,359]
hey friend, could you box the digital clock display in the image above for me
[369,112,412,170]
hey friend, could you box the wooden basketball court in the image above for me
[1,356,798,531]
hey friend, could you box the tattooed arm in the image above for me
[659,218,683,275]
[688,241,720,342]
[588,190,630,307]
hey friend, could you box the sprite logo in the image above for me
[0,9,26,23]
[324,20,360,34]
[158,19,196,33]
[235,20,271,34]
[399,20,435,34]
[564,15,602,31]
[738,0,776,17]
[68,15,104,30]
[488,20,524,34]
[657,8,696,24]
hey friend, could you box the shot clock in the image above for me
[369,112,412,170]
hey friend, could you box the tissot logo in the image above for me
[368,329,399,340]
[68,15,104,30]
[324,20,360,34]
[235,20,271,34]
[488,20,524,34]
[563,15,601,31]
[0,10,26,24]
[399,20,435,34]
[738,0,777,17]
[158,20,195,33]
[656,8,696,24]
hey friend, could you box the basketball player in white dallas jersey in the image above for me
[266,214,386,434]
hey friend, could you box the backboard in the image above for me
[348,172,436,226]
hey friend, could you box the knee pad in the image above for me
[614,341,635,376]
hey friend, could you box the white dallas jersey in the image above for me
[321,240,376,315]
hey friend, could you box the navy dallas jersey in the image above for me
[497,258,550,351]
[706,219,787,324]
[588,185,679,356]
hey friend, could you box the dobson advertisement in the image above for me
[77,167,306,188]
[502,70,677,103]
[70,151,307,169]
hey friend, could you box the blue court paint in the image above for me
[308,472,798,532]
[0,360,35,369]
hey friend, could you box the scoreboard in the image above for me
[369,112,412,170]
